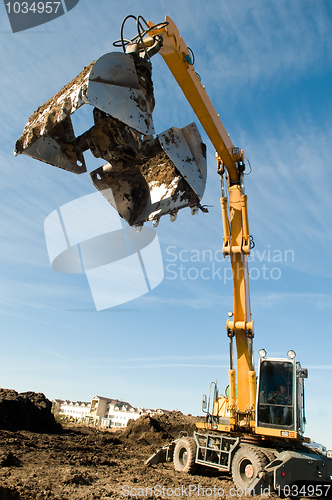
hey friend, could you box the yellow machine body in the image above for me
[146,16,310,444]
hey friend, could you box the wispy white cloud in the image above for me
[199,1,332,91]
[40,351,228,364]
[104,354,228,362]
[0,279,92,319]
[239,118,332,277]
[252,291,332,309]
[307,366,332,370]
[40,349,73,360]
[138,293,228,310]
[95,363,229,370]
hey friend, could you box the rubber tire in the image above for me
[231,445,269,490]
[262,449,275,464]
[173,437,197,474]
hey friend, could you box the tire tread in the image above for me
[173,437,197,474]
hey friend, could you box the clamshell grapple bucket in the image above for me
[15,49,207,226]
[90,122,206,226]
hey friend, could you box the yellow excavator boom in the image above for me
[149,16,256,420]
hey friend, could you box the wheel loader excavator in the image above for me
[15,15,332,495]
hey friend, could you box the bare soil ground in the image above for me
[0,390,280,500]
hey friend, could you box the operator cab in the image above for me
[256,350,307,436]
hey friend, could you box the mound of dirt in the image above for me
[0,389,60,433]
[120,411,201,446]
[152,411,202,439]
[0,409,280,500]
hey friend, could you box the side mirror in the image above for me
[202,394,207,411]
[299,368,308,379]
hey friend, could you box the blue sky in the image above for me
[1,0,332,448]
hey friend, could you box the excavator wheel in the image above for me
[231,445,269,490]
[173,437,197,474]
[262,448,275,465]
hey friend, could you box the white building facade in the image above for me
[53,395,165,428]
[85,395,144,428]
[102,401,144,428]
[53,399,91,422]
